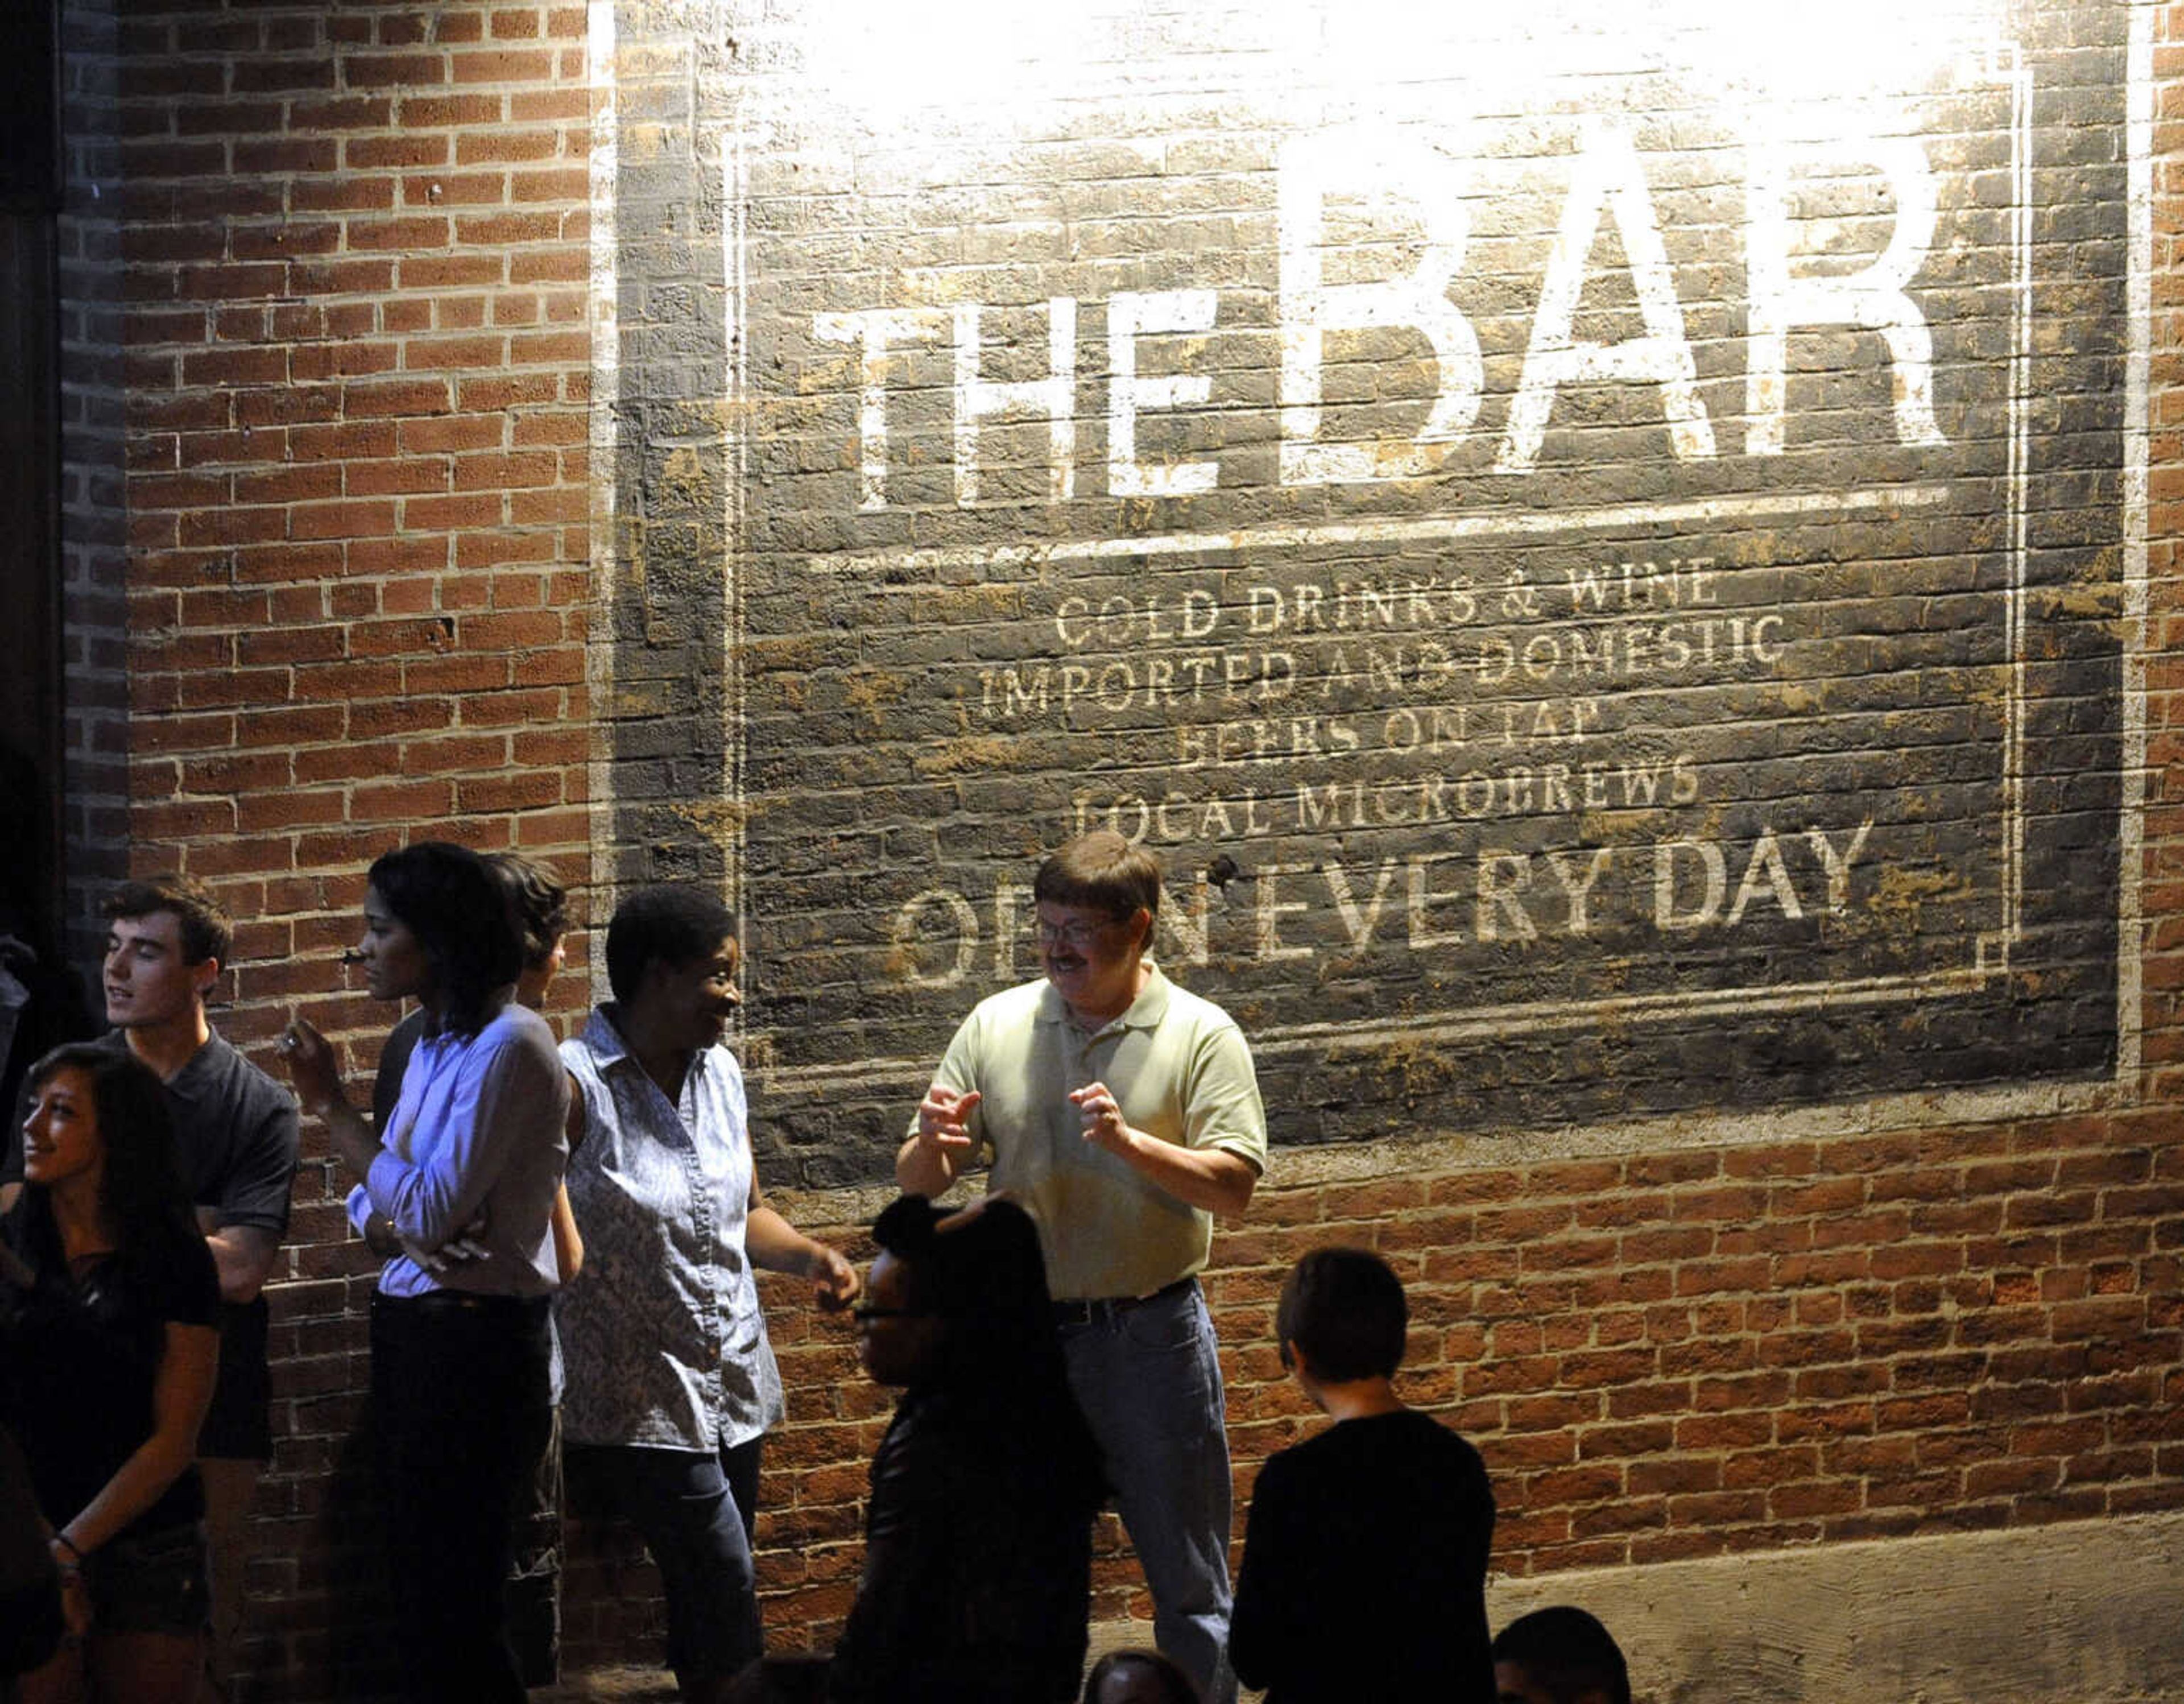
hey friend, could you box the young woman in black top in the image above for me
[1,1043,219,1704]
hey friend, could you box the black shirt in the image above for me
[0,1212,221,1542]
[1230,1408,1497,1704]
[5,1031,300,1459]
[829,1379,1102,1704]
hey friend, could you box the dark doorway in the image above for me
[0,0,66,965]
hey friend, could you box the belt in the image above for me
[1051,1274,1196,1327]
[372,1288,549,1320]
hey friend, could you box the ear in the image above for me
[1126,905,1155,952]
[192,957,222,1000]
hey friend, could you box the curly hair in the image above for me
[490,853,569,975]
[603,884,737,1005]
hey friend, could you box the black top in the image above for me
[5,1031,300,1459]
[0,1209,221,1543]
[828,1380,1102,1704]
[1230,1408,1497,1704]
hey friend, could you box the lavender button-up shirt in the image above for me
[553,1006,784,1452]
[351,1001,569,1301]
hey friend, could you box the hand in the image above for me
[916,1085,981,1158]
[363,1212,402,1260]
[1069,1081,1133,1156]
[279,1016,345,1116]
[807,1243,862,1312]
[406,1209,490,1275]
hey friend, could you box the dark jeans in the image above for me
[370,1291,552,1704]
[566,1434,764,1686]
[507,1404,565,1689]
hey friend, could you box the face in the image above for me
[21,1067,104,1194]
[855,1250,945,1387]
[357,887,435,1004]
[103,910,212,1032]
[514,936,567,1010]
[1036,900,1148,1020]
[640,934,742,1053]
[1089,1666,1175,1704]
[1496,1661,1573,1704]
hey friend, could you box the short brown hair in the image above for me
[1033,830,1161,921]
[103,874,233,967]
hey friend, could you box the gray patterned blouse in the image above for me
[553,1006,785,1451]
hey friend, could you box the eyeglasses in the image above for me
[1035,917,1118,950]
[851,1305,932,1322]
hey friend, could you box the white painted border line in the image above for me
[757,964,1992,1091]
[801,483,1962,580]
[584,0,621,1006]
[1998,37,2033,970]
[724,119,751,951]
[2118,0,2153,1088]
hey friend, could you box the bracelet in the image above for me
[51,1530,85,1565]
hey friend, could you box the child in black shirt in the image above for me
[1229,1247,1496,1704]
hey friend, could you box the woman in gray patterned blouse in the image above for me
[555,884,859,1703]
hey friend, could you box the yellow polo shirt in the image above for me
[919,964,1268,1300]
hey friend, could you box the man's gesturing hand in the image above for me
[1069,1081,1132,1156]
[916,1085,981,1157]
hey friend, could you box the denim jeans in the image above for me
[565,1435,765,1686]
[1059,1279,1236,1704]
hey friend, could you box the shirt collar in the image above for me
[580,1003,637,1068]
[131,1029,224,1101]
[1035,962,1172,1036]
[580,1003,727,1082]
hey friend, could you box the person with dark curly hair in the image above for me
[281,842,569,1704]
[1084,1648,1201,1704]
[556,884,859,1702]
[1,1043,220,1704]
[1491,1606,1631,1704]
[829,1194,1105,1704]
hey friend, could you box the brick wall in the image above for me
[90,3,596,1693]
[53,1,2184,1699]
[57,0,129,969]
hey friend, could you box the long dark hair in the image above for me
[9,1043,196,1290]
[871,1194,1065,1387]
[870,1194,1104,1512]
[368,842,522,1037]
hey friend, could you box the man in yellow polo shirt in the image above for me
[899,830,1267,1704]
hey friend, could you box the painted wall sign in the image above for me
[592,1,2136,1171]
